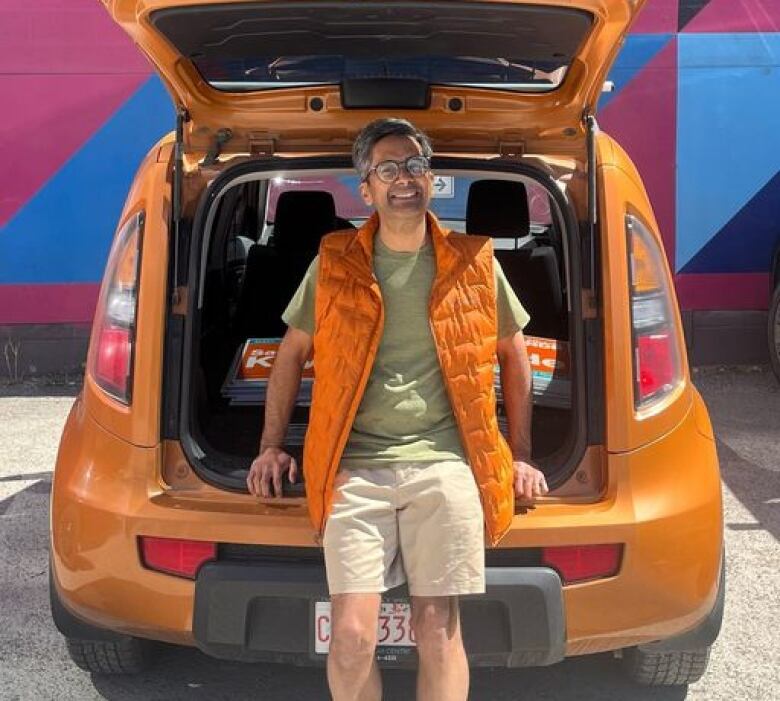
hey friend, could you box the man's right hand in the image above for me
[247,447,298,498]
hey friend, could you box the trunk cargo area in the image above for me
[180,158,586,491]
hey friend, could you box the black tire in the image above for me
[621,646,711,686]
[769,283,780,383]
[65,636,151,675]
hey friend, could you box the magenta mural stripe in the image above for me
[600,37,677,269]
[0,74,148,226]
[631,0,678,33]
[0,0,150,74]
[684,0,780,33]
[0,283,99,325]
[675,273,771,311]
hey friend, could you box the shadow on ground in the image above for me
[695,367,780,544]
[86,641,689,701]
[0,379,81,398]
[0,472,52,515]
[717,440,780,543]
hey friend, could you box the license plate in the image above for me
[314,601,416,654]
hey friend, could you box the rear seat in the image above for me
[466,179,566,339]
[234,190,341,340]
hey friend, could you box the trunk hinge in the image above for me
[171,107,190,311]
[583,111,599,316]
[201,128,234,167]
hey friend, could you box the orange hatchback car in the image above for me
[50,0,724,686]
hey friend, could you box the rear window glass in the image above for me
[265,174,552,239]
[197,56,569,93]
[152,1,592,95]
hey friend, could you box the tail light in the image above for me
[139,536,216,579]
[627,214,684,410]
[87,212,143,404]
[542,544,623,584]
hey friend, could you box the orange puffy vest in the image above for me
[303,211,515,546]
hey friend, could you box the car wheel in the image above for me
[769,283,780,382]
[621,646,711,686]
[65,636,151,675]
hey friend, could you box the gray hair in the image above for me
[352,118,433,181]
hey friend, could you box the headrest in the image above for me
[466,180,530,239]
[273,190,337,256]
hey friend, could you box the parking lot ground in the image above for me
[1,367,778,700]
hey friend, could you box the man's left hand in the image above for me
[513,461,549,500]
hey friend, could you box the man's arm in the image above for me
[259,326,313,452]
[247,326,313,497]
[496,330,548,499]
[497,330,532,460]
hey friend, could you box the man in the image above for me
[247,118,548,700]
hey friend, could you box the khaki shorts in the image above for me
[322,459,486,597]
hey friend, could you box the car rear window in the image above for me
[265,174,552,233]
[151,1,593,94]
[194,55,571,93]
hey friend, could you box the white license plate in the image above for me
[314,601,416,654]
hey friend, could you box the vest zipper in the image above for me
[318,280,384,534]
[427,303,500,546]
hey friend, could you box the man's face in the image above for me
[358,134,434,222]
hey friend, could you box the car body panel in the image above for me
[104,0,647,156]
[81,137,171,447]
[596,132,693,453]
[50,385,722,654]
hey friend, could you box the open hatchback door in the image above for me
[106,0,647,156]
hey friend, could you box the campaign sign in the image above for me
[238,338,314,381]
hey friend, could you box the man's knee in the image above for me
[329,594,380,667]
[411,596,461,660]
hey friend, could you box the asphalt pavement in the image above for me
[0,367,778,700]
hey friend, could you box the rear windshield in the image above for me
[265,174,553,239]
[151,1,592,94]
[196,55,570,93]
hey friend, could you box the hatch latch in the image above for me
[499,138,525,158]
[248,134,276,156]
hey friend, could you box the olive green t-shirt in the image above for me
[281,232,530,466]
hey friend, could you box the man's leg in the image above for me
[323,466,404,701]
[411,595,468,701]
[327,593,382,701]
[396,460,486,701]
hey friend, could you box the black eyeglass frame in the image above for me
[362,155,432,184]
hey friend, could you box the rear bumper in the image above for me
[50,398,724,658]
[192,563,565,668]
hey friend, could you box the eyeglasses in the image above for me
[364,155,431,184]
